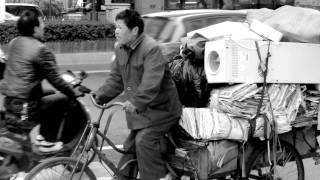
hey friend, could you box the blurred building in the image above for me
[5,0,36,3]
[238,0,294,9]
[295,0,320,10]
[49,0,320,22]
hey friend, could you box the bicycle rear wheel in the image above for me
[25,157,96,180]
[246,141,304,180]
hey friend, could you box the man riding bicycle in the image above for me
[94,9,182,180]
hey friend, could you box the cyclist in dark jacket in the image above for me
[94,9,182,180]
[0,10,80,152]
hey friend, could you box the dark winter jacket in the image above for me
[0,36,76,100]
[94,34,182,130]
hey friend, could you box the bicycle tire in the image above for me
[246,141,304,180]
[25,157,97,180]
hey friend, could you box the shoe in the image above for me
[36,134,45,141]
[34,134,45,146]
[35,136,59,147]
[38,141,63,153]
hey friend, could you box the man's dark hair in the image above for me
[17,10,40,36]
[115,9,144,35]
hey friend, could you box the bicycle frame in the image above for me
[70,94,129,179]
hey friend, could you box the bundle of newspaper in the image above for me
[209,83,264,119]
[291,89,319,127]
[209,83,304,134]
[179,107,250,141]
[263,84,303,133]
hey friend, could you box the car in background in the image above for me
[142,9,247,43]
[5,3,45,19]
[4,12,19,21]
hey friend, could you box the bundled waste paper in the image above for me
[180,107,249,141]
[179,82,313,140]
[293,89,320,127]
[209,83,303,136]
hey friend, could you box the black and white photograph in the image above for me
[0,0,320,180]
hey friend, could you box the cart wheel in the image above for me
[246,141,304,180]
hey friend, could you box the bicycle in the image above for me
[25,93,308,180]
[25,94,130,180]
[0,70,98,180]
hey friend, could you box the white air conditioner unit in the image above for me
[205,38,320,84]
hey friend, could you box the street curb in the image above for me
[98,178,113,180]
[97,177,113,180]
[55,52,114,66]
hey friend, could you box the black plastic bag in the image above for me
[169,56,209,107]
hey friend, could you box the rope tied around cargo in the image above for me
[250,40,272,139]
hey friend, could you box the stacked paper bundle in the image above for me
[292,89,319,127]
[262,84,303,133]
[209,83,304,135]
[209,83,263,119]
[179,108,249,141]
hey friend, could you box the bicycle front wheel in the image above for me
[25,157,96,180]
[246,141,304,180]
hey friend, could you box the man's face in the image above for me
[115,19,137,46]
[33,17,45,39]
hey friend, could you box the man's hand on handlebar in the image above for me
[122,100,137,113]
[91,94,125,110]
[74,85,91,97]
[92,93,103,105]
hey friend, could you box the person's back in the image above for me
[2,36,46,99]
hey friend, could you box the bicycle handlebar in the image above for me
[89,94,124,109]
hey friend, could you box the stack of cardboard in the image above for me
[208,83,303,135]
[180,107,249,141]
[179,83,305,140]
[291,89,319,127]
